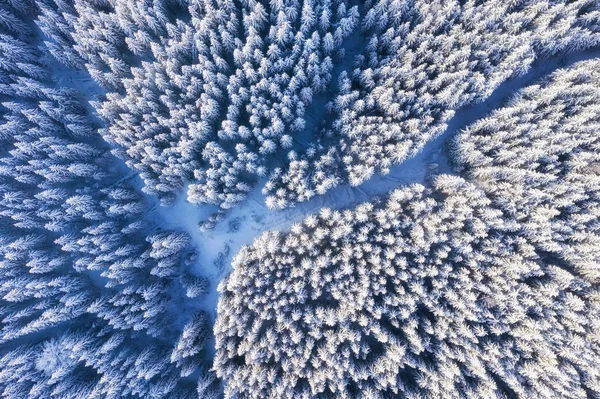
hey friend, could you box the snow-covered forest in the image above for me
[1,0,600,398]
[0,1,217,397]
[216,60,600,398]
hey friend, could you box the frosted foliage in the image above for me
[40,0,600,215]
[171,312,211,377]
[216,178,600,398]
[45,0,359,211]
[264,0,600,208]
[453,59,600,284]
[0,3,213,398]
[35,337,78,375]
[2,0,600,397]
[215,62,600,398]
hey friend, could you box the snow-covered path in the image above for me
[153,48,600,357]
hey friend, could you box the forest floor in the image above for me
[152,48,600,356]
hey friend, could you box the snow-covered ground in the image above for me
[149,48,600,356]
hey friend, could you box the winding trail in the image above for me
[154,48,600,356]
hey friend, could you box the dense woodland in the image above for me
[36,0,361,228]
[263,0,600,208]
[215,60,600,398]
[0,0,599,398]
[0,2,217,398]
[35,0,600,220]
